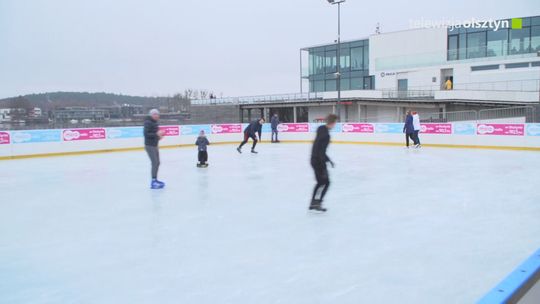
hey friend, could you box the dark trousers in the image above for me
[311,161,330,203]
[405,133,415,147]
[239,131,257,150]
[271,128,278,142]
[145,145,160,179]
[198,150,208,164]
[413,130,421,145]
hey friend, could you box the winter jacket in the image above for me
[403,114,414,134]
[311,125,331,164]
[412,114,421,131]
[271,116,280,130]
[195,136,210,152]
[144,116,159,146]
[244,120,263,139]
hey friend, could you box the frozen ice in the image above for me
[1,143,540,304]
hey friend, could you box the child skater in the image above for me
[195,130,210,168]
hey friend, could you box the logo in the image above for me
[211,125,223,133]
[63,130,81,141]
[477,124,495,135]
[511,18,522,29]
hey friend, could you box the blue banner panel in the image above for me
[11,130,62,144]
[181,125,212,136]
[526,124,540,136]
[453,123,477,135]
[107,127,143,139]
[374,123,403,134]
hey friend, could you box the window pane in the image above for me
[313,52,325,75]
[364,76,373,89]
[363,46,369,69]
[467,32,487,59]
[351,47,363,70]
[350,77,363,90]
[340,77,350,90]
[459,34,467,59]
[325,79,337,91]
[325,50,337,73]
[487,29,508,57]
[448,35,458,60]
[509,27,531,55]
[531,26,540,53]
[314,80,325,92]
[340,48,350,70]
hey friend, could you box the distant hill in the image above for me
[0,92,173,109]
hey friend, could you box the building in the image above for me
[192,15,539,124]
[52,107,108,123]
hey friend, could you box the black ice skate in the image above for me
[251,149,258,154]
[309,200,327,212]
[237,147,242,154]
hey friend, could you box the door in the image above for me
[397,79,408,98]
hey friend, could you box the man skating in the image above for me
[144,109,165,189]
[270,113,280,143]
[237,117,265,154]
[309,114,337,212]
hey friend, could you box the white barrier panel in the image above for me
[1,122,540,159]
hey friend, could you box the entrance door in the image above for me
[441,68,454,90]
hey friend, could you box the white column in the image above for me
[293,107,297,123]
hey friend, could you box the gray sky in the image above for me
[0,0,537,99]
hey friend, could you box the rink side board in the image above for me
[478,248,540,304]
[1,123,540,160]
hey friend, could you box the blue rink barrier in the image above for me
[478,248,540,304]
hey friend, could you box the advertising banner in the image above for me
[181,125,212,136]
[211,124,243,134]
[420,123,452,134]
[374,123,403,134]
[453,123,476,135]
[309,123,342,133]
[342,123,374,133]
[63,128,106,141]
[159,126,180,137]
[0,131,10,145]
[11,130,62,144]
[477,124,525,136]
[276,123,310,133]
[526,124,540,136]
[107,127,143,139]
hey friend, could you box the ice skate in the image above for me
[236,147,242,154]
[151,179,165,189]
[251,149,258,154]
[309,200,327,212]
[415,144,422,149]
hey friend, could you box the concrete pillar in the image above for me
[357,103,362,122]
[247,109,252,121]
[293,107,297,123]
[332,104,336,115]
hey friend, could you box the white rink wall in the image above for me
[1,122,540,159]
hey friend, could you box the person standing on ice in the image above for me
[309,114,337,212]
[237,117,265,154]
[403,110,415,148]
[195,130,210,167]
[270,113,280,143]
[412,111,421,148]
[144,109,165,189]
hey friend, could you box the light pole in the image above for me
[327,0,345,121]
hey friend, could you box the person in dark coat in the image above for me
[237,117,265,154]
[403,110,415,148]
[309,114,338,212]
[270,114,280,143]
[144,109,165,189]
[195,130,210,167]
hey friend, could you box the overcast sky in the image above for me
[0,0,537,99]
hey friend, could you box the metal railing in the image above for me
[478,106,536,123]
[420,110,478,123]
[192,92,324,105]
[381,90,435,99]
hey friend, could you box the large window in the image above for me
[340,48,350,70]
[351,47,363,70]
[467,32,487,59]
[448,35,458,60]
[509,27,531,54]
[325,50,337,74]
[350,77,363,90]
[312,52,324,75]
[531,26,540,53]
[487,29,508,57]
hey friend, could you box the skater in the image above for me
[144,109,165,189]
[412,111,421,148]
[195,130,210,167]
[271,113,280,143]
[403,110,415,148]
[237,117,265,154]
[309,114,337,212]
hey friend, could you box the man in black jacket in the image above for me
[309,114,338,212]
[237,117,265,154]
[144,109,165,189]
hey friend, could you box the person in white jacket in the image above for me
[412,111,421,148]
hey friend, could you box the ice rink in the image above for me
[1,143,540,304]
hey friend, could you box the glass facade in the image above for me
[447,16,540,60]
[305,39,374,92]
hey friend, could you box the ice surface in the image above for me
[1,143,540,304]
